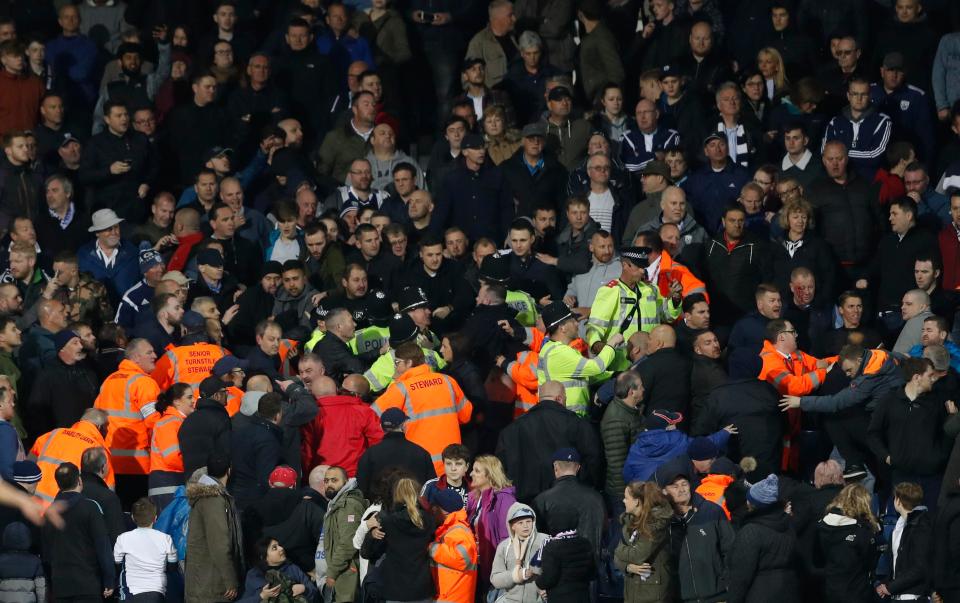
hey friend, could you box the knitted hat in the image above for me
[687,437,719,461]
[747,474,780,508]
[428,487,464,513]
[12,460,41,484]
[261,261,283,278]
[53,330,79,353]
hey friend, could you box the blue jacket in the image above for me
[77,240,140,306]
[0,419,19,482]
[870,83,935,163]
[154,485,190,560]
[822,106,892,180]
[315,31,375,93]
[800,348,903,413]
[933,32,960,111]
[620,126,681,173]
[908,341,960,373]
[114,279,153,330]
[622,428,730,484]
[682,162,750,234]
[176,151,267,209]
[238,561,319,602]
[727,312,770,380]
[44,35,98,105]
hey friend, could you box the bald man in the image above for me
[636,324,692,418]
[341,374,370,400]
[894,289,934,354]
[496,379,603,502]
[246,374,273,393]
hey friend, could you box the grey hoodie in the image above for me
[490,503,551,603]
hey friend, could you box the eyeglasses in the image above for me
[778,186,799,196]
[779,329,797,336]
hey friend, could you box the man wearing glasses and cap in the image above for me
[586,246,681,372]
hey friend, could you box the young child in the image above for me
[266,200,305,262]
[114,497,178,601]
[0,522,45,602]
[421,444,472,508]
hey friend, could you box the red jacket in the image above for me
[0,70,44,137]
[300,394,383,476]
[939,224,960,291]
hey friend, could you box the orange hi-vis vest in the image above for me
[429,509,478,603]
[225,385,244,417]
[757,340,827,396]
[758,340,827,472]
[653,251,709,302]
[151,342,228,389]
[93,359,161,475]
[372,364,473,474]
[29,420,115,507]
[525,327,588,356]
[279,339,299,377]
[505,350,539,417]
[696,473,735,520]
[149,407,186,474]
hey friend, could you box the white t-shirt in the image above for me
[114,527,177,595]
[588,189,615,232]
[269,237,301,264]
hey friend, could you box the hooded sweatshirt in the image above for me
[490,503,551,603]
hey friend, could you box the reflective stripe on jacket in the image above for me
[29,420,115,506]
[93,359,161,474]
[429,510,478,603]
[151,343,227,389]
[364,347,447,392]
[149,408,186,474]
[372,364,473,474]
[537,340,614,416]
[505,350,539,417]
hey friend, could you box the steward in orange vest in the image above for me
[93,339,161,475]
[148,382,195,510]
[427,489,478,603]
[211,355,249,416]
[29,410,114,507]
[372,343,473,474]
[503,350,539,417]
[643,245,708,303]
[759,319,830,471]
[151,313,228,389]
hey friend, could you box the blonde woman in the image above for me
[816,483,881,603]
[614,481,673,603]
[483,105,521,165]
[364,477,437,603]
[772,197,837,302]
[467,455,517,598]
[757,47,789,101]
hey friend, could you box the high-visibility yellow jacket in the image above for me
[537,339,615,416]
[585,278,679,370]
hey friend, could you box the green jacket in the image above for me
[614,505,674,603]
[536,339,614,415]
[0,350,20,395]
[465,26,516,88]
[316,121,370,183]
[184,481,243,603]
[600,398,644,498]
[579,22,625,103]
[322,479,367,602]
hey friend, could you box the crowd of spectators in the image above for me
[4,0,960,602]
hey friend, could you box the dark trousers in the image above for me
[128,593,165,602]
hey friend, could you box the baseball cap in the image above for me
[203,146,233,165]
[197,248,224,268]
[646,409,683,430]
[547,86,573,102]
[268,465,298,488]
[181,310,206,331]
[882,52,905,71]
[59,132,81,148]
[462,56,485,71]
[199,375,227,398]
[461,133,485,150]
[162,270,189,286]
[380,407,408,429]
[703,132,725,146]
[551,447,581,463]
[212,355,249,377]
[654,460,690,488]
[639,160,671,180]
[427,487,465,513]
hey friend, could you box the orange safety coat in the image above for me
[29,420,115,507]
[224,385,244,417]
[654,251,709,302]
[696,473,735,520]
[758,340,826,473]
[93,359,161,475]
[279,339,299,378]
[149,407,186,473]
[505,350,539,417]
[372,364,473,474]
[151,342,228,389]
[429,509,478,603]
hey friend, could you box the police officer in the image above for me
[364,314,446,393]
[348,288,392,363]
[478,253,538,327]
[537,301,621,416]
[586,247,681,371]
[397,286,441,350]
[869,52,936,163]
[304,302,331,353]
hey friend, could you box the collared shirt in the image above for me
[96,242,119,269]
[781,149,813,171]
[49,202,75,230]
[525,155,544,176]
[645,255,662,284]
